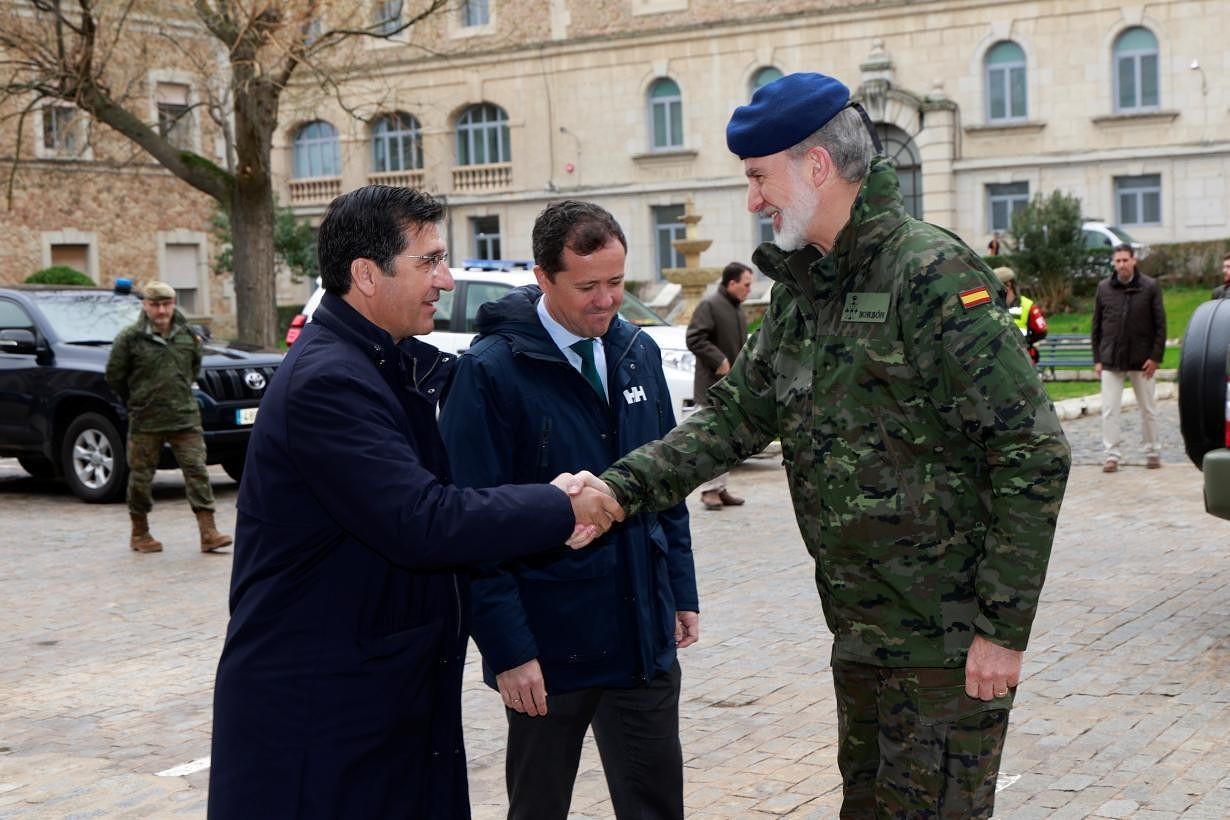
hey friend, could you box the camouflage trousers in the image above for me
[126,430,215,515]
[832,651,1013,819]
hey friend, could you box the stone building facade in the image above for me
[275,0,1227,285]
[3,0,1223,322]
[0,12,235,327]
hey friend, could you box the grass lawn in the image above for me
[1037,283,1205,374]
[1044,284,1209,341]
[1044,381,1100,402]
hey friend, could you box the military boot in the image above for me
[195,510,233,552]
[129,513,163,553]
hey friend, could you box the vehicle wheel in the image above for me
[60,412,127,503]
[17,455,57,479]
[1178,299,1230,469]
[221,455,245,483]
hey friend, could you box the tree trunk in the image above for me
[230,178,277,347]
[229,72,280,348]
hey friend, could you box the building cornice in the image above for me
[964,121,1047,135]
[1090,110,1181,127]
[952,140,1230,172]
[315,0,1035,85]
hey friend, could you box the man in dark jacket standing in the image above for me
[440,201,697,820]
[105,281,231,554]
[686,261,753,510]
[1212,252,1230,299]
[208,186,622,820]
[1092,243,1166,472]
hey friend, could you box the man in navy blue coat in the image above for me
[208,186,622,819]
[440,201,697,820]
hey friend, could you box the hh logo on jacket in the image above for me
[623,385,647,404]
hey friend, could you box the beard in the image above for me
[771,183,819,252]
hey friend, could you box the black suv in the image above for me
[0,284,281,502]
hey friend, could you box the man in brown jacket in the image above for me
[685,262,753,509]
[1092,244,1166,472]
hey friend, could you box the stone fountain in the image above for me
[661,196,722,324]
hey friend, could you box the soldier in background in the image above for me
[105,281,232,554]
[597,72,1071,818]
[994,266,1048,363]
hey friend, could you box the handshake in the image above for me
[550,471,625,548]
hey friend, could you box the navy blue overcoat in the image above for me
[208,294,574,819]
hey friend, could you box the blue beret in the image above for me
[726,72,851,158]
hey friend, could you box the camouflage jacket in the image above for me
[105,310,202,433]
[603,158,1071,667]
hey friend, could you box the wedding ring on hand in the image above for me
[994,689,1009,698]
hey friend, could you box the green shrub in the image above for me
[26,266,93,286]
[1138,238,1230,287]
[1007,191,1088,314]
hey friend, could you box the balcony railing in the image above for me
[288,176,342,205]
[368,169,426,190]
[452,162,512,193]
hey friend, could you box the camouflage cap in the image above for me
[143,281,176,301]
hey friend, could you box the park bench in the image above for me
[1035,333,1095,378]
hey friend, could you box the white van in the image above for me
[291,271,696,420]
[1081,221,1149,259]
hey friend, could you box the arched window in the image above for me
[749,66,783,97]
[456,104,510,166]
[371,112,422,172]
[292,121,340,178]
[1113,27,1159,112]
[648,78,683,151]
[985,41,1026,122]
[875,123,922,219]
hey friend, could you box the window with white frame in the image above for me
[987,182,1030,234]
[50,244,90,276]
[292,121,341,178]
[372,0,402,35]
[471,216,501,261]
[456,104,510,165]
[757,213,774,245]
[41,105,84,156]
[156,82,193,149]
[372,112,422,172]
[652,205,685,279]
[1115,174,1161,226]
[876,123,922,219]
[985,41,1027,122]
[163,243,202,314]
[1113,27,1159,113]
[750,66,783,97]
[648,78,683,151]
[461,0,490,26]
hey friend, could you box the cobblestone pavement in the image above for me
[1,396,1227,818]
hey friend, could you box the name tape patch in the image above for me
[841,292,891,323]
[958,286,992,310]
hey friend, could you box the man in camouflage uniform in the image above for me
[599,73,1071,818]
[105,281,231,554]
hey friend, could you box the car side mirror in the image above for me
[190,323,213,342]
[0,328,37,355]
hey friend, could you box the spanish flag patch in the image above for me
[958,286,992,309]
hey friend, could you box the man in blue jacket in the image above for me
[440,200,697,820]
[208,186,622,819]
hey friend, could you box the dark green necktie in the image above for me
[569,339,606,402]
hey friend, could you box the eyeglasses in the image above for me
[394,251,449,269]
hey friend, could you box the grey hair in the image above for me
[788,107,875,183]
